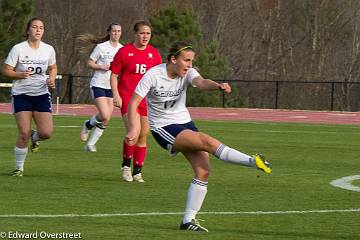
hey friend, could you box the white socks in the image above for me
[183,178,208,224]
[87,115,105,146]
[181,145,255,224]
[215,144,255,167]
[87,126,104,146]
[14,147,28,171]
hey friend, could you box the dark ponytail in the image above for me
[77,23,121,54]
[167,41,194,62]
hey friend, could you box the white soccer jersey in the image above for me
[5,41,56,96]
[89,41,123,89]
[135,63,200,129]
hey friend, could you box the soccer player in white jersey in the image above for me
[2,18,57,177]
[125,41,272,231]
[78,23,123,152]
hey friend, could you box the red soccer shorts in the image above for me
[119,92,147,117]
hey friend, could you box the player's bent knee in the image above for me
[101,115,111,124]
[39,131,53,140]
[199,134,216,152]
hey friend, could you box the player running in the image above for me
[2,18,57,176]
[125,41,272,231]
[79,23,123,152]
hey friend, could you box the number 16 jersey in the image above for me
[110,43,162,96]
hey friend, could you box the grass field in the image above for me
[0,113,359,240]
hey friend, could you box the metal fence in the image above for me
[1,74,360,112]
[215,80,360,111]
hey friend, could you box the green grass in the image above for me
[0,113,359,240]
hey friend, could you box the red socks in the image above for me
[133,146,147,167]
[123,142,147,168]
[123,141,136,159]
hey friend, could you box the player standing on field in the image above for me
[125,41,272,231]
[110,21,162,183]
[79,23,123,152]
[2,17,57,177]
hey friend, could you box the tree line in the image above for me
[1,0,360,111]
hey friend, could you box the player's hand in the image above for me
[19,69,31,79]
[125,130,137,145]
[113,95,122,108]
[100,64,110,71]
[47,78,55,89]
[218,83,231,93]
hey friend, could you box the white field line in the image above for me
[0,209,359,218]
[330,175,360,192]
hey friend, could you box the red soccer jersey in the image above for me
[110,43,162,95]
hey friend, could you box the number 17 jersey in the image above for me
[110,43,162,95]
[135,64,200,130]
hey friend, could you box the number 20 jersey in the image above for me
[5,41,56,96]
[110,43,162,95]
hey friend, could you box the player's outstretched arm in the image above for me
[192,76,231,93]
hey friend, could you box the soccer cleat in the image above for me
[80,120,90,142]
[133,173,145,183]
[12,169,23,177]
[30,130,40,153]
[253,153,272,174]
[84,144,97,152]
[180,219,209,232]
[121,166,133,182]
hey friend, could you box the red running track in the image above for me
[0,103,359,125]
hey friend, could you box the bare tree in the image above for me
[28,0,360,110]
[34,0,150,102]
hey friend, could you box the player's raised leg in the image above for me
[173,130,272,173]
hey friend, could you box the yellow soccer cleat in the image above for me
[253,153,272,174]
[12,169,23,177]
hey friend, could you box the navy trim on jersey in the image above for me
[151,121,198,156]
